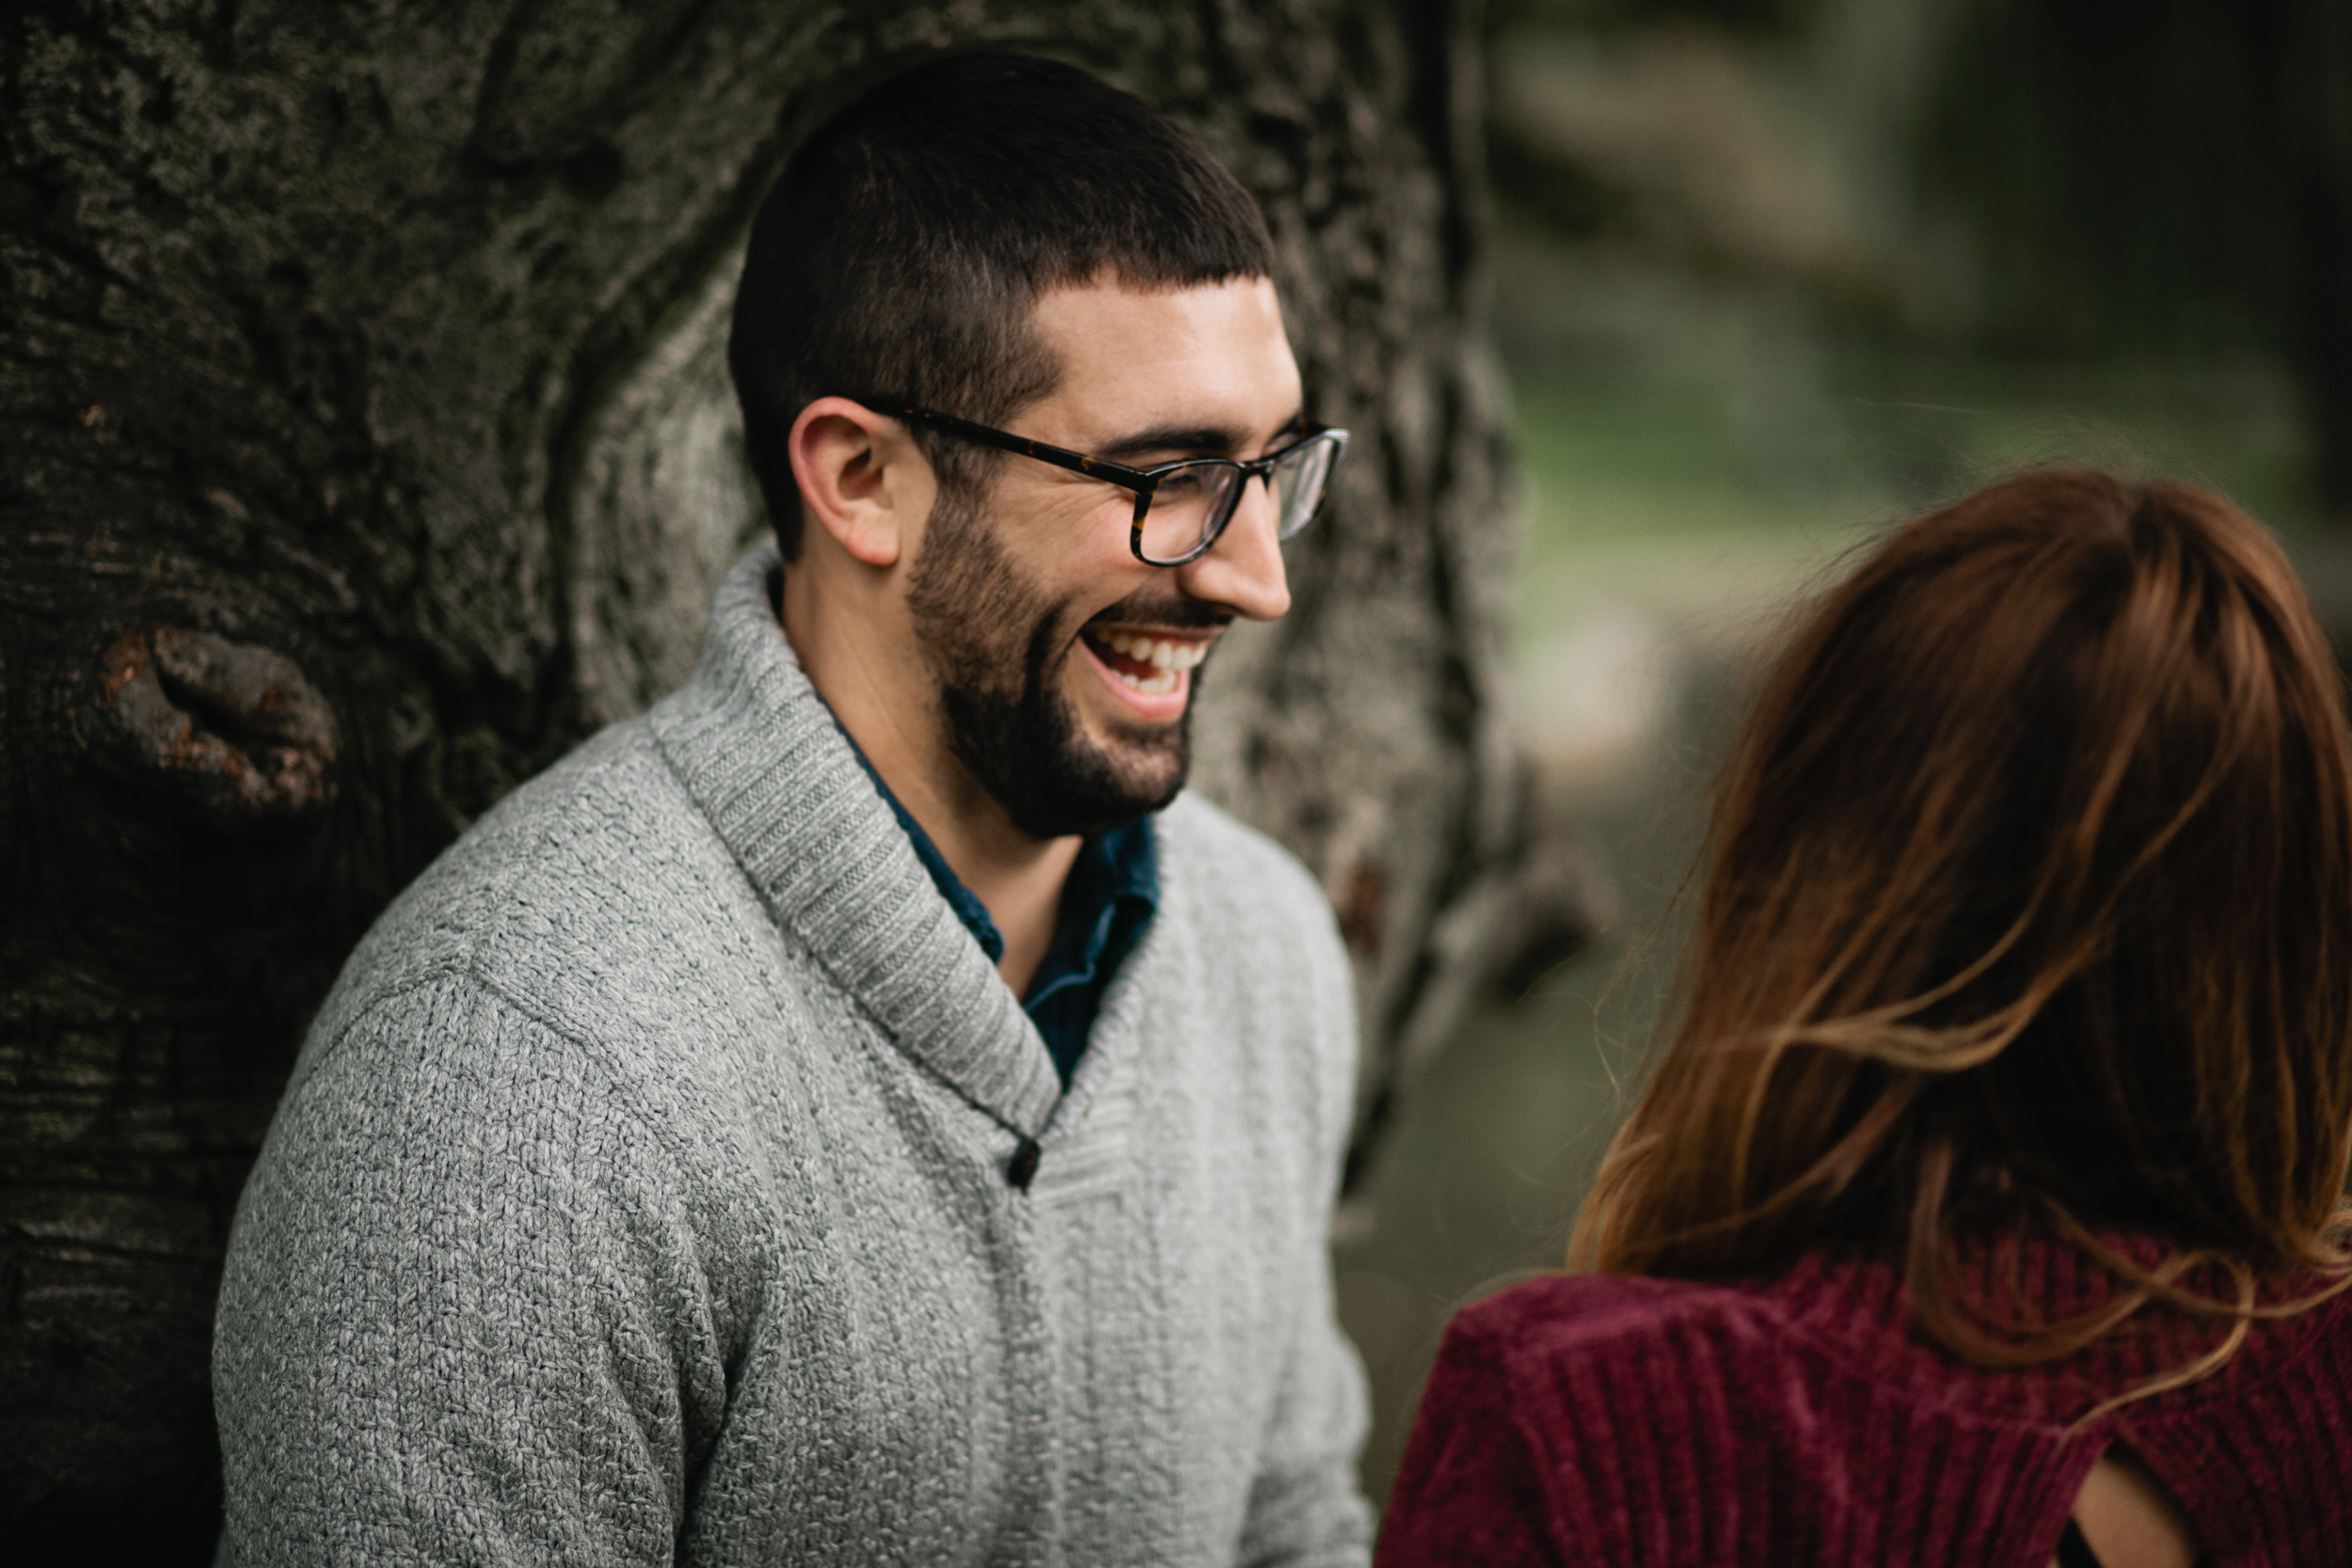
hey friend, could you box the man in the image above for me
[213,52,1373,1567]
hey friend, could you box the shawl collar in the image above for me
[648,548,1061,1136]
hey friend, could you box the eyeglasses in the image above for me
[862,398,1349,566]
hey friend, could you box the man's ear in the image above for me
[786,397,932,568]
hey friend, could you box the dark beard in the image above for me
[905,485,1195,839]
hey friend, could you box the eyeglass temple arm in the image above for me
[866,401,1165,497]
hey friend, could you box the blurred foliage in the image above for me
[1481,5,1934,339]
[1921,0,2347,355]
[1919,0,2352,512]
[1481,0,2351,519]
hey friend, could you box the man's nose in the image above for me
[1176,472,1291,621]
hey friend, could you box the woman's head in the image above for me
[1576,471,2352,1315]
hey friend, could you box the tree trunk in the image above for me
[1,0,1586,1552]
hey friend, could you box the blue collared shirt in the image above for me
[838,734,1158,1089]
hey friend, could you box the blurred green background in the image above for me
[1332,0,2351,1503]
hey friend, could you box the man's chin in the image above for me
[1029,751,1186,837]
[1100,754,1189,821]
[985,716,1189,840]
[939,657,1194,839]
[1090,711,1193,790]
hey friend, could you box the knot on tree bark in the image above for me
[92,626,341,830]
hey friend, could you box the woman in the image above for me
[1377,471,2352,1567]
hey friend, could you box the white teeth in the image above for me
[1090,631,1207,677]
[1114,667,1181,696]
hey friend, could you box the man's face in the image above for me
[903,275,1302,839]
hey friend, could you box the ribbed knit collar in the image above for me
[1762,1232,2341,1427]
[646,547,1061,1138]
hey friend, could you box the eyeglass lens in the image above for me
[1137,435,1343,564]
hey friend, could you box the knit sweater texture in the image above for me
[212,548,1373,1567]
[1375,1240,2352,1567]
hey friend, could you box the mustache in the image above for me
[1080,595,1233,632]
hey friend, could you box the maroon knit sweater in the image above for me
[1376,1241,2352,1566]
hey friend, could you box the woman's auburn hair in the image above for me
[1572,469,2352,1399]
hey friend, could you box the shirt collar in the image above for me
[825,713,1159,988]
[833,722,1009,962]
[646,549,1059,1134]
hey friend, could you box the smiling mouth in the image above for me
[1080,628,1208,696]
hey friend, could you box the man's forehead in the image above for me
[1023,274,1301,446]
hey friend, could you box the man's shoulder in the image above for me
[1145,793,1356,1141]
[1154,790,1334,938]
[308,717,764,1068]
[361,716,717,945]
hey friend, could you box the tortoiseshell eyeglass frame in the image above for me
[859,398,1349,566]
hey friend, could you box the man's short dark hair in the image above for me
[727,53,1278,560]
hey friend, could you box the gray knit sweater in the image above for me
[212,550,1373,1566]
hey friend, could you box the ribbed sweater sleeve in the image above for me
[1373,1320,1563,1568]
[214,973,734,1566]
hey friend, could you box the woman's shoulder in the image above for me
[1381,1264,1911,1567]
[1426,1268,1861,1439]
[1385,1250,2352,1566]
[1432,1246,2352,1481]
[1427,1249,2138,1455]
[1441,1258,1889,1370]
[1444,1270,1779,1354]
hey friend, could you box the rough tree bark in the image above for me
[1,0,1592,1555]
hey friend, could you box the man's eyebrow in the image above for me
[1096,424,1246,462]
[1096,409,1309,463]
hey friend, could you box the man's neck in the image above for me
[776,566,1080,996]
